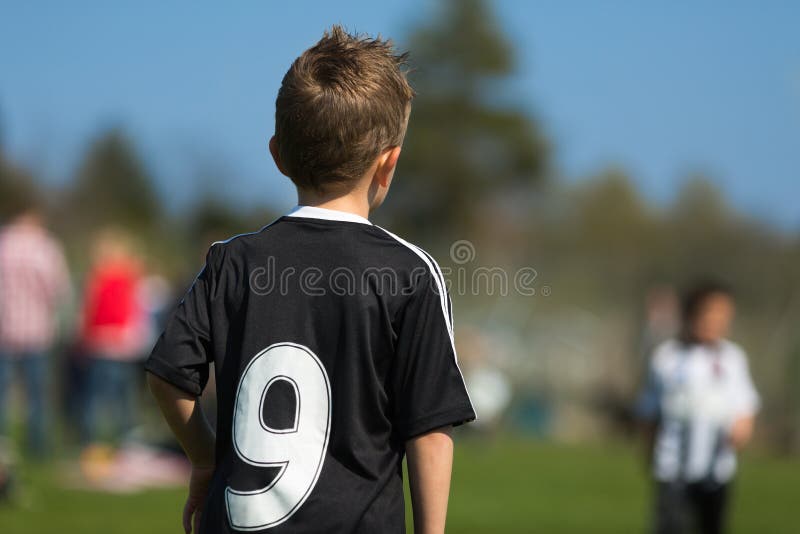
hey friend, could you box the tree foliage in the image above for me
[384,0,549,235]
[67,128,161,233]
[0,142,40,219]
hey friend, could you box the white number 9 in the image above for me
[226,342,331,530]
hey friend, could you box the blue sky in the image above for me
[1,1,798,227]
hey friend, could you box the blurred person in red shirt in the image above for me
[79,229,149,447]
[0,206,70,458]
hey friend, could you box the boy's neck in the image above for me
[296,189,371,219]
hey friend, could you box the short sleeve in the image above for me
[636,358,663,422]
[390,271,476,440]
[144,246,217,396]
[731,349,760,417]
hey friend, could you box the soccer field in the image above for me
[1,438,796,534]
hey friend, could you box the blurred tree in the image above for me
[671,174,731,228]
[0,105,41,220]
[571,168,653,260]
[383,0,550,235]
[185,194,280,262]
[661,174,743,280]
[532,168,658,307]
[67,128,161,235]
[0,155,40,220]
[186,195,250,249]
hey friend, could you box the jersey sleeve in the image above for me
[144,245,218,396]
[390,270,476,440]
[731,348,760,417]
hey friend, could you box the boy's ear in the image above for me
[375,146,402,187]
[269,136,290,177]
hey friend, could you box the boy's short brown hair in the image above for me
[275,25,414,193]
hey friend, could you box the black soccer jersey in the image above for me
[145,205,476,533]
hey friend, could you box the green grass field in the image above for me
[1,438,797,533]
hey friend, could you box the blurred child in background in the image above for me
[79,229,149,451]
[638,280,759,534]
[0,206,70,459]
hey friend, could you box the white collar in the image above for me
[285,205,372,226]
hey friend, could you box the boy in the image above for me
[146,26,476,534]
[638,281,759,534]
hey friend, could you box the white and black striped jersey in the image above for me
[145,205,476,533]
[638,338,759,484]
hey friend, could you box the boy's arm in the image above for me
[729,414,755,449]
[147,371,215,465]
[729,352,759,450]
[406,426,454,534]
[147,372,216,533]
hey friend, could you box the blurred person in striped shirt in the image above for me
[638,280,759,534]
[0,206,70,458]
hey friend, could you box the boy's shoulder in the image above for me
[718,338,748,363]
[650,339,683,371]
[207,214,444,276]
[368,224,447,278]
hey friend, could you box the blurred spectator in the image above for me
[637,280,759,534]
[0,207,70,458]
[79,230,149,446]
